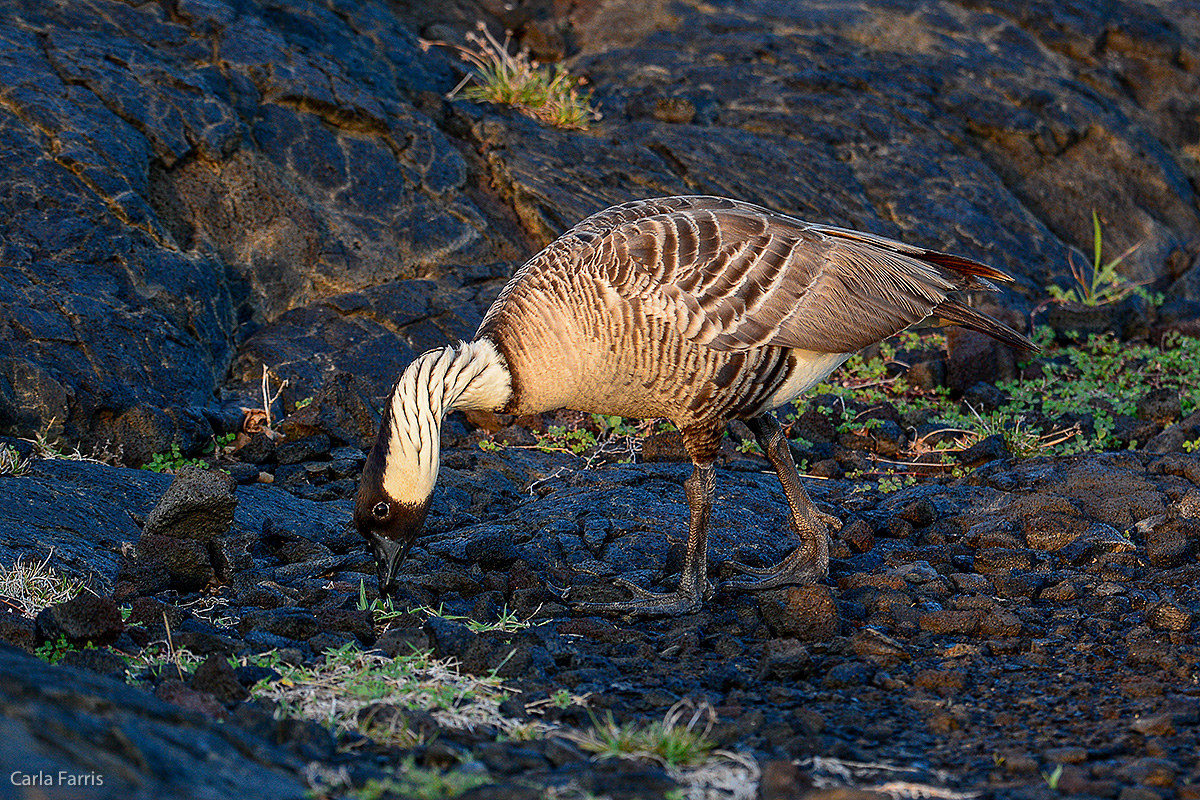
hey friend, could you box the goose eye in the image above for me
[372,502,390,520]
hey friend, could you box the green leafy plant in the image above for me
[35,635,84,665]
[436,23,599,130]
[141,443,208,473]
[1047,210,1150,307]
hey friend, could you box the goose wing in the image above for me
[580,196,1029,354]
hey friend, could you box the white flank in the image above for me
[761,348,853,411]
[380,339,512,506]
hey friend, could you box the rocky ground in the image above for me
[3,379,1200,799]
[2,0,1200,798]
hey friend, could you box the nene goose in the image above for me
[355,195,1036,616]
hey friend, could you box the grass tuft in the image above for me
[0,444,31,476]
[0,551,90,616]
[237,642,550,743]
[432,23,599,130]
[568,700,718,769]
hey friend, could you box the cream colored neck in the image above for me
[380,339,512,505]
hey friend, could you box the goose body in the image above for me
[355,196,1036,615]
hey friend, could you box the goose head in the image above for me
[353,446,432,599]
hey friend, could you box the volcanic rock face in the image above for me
[1,0,1198,456]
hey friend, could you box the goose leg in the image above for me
[573,462,715,617]
[721,413,834,591]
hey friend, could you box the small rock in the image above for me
[1143,516,1200,568]
[1145,410,1200,454]
[35,594,125,646]
[838,519,875,553]
[235,664,281,687]
[60,648,129,680]
[135,533,215,592]
[1145,599,1193,632]
[275,434,332,465]
[760,585,840,641]
[905,360,944,390]
[918,609,982,636]
[235,431,278,464]
[315,608,375,645]
[1138,389,1183,425]
[0,615,36,652]
[962,381,1008,412]
[956,434,1009,468]
[278,372,381,450]
[1044,746,1089,764]
[191,654,250,703]
[757,639,814,681]
[155,679,228,720]
[238,607,320,641]
[946,328,1017,392]
[823,660,873,689]
[1131,713,1176,737]
[1058,522,1136,565]
[850,627,910,667]
[142,465,238,542]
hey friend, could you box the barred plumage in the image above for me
[356,195,1037,615]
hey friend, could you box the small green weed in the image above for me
[437,23,598,130]
[1046,211,1156,307]
[141,443,207,473]
[35,635,84,665]
[356,580,536,634]
[1042,763,1064,791]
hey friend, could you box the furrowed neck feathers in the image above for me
[381,339,511,506]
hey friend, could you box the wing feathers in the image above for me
[530,195,1033,357]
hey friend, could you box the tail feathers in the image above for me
[920,251,1016,284]
[933,299,1040,353]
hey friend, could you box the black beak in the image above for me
[369,532,411,599]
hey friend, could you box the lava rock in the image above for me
[278,373,382,450]
[239,607,320,642]
[142,466,238,542]
[191,655,251,704]
[757,639,815,681]
[59,648,129,681]
[155,679,229,721]
[35,594,125,647]
[134,533,215,592]
[956,434,1009,468]
[760,585,841,641]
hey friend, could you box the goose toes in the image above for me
[718,541,829,593]
[571,578,705,617]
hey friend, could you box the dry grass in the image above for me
[0,551,90,616]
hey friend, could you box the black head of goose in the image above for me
[354,195,1037,616]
